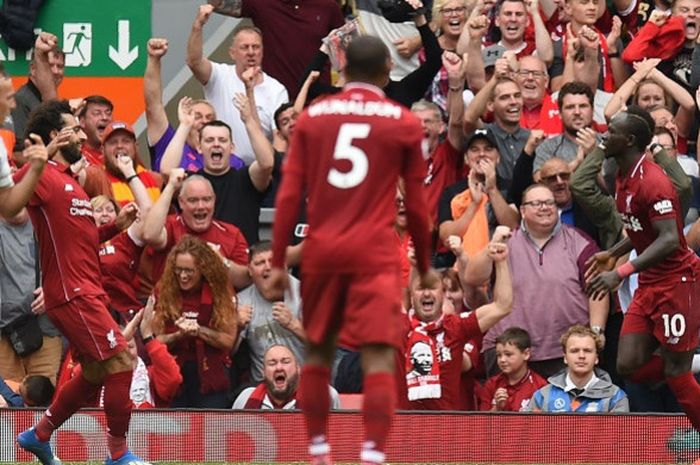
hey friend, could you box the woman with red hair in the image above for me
[153,235,238,408]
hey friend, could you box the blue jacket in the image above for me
[527,368,629,413]
[0,376,23,407]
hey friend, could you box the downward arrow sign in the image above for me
[109,20,138,70]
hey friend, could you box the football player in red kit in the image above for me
[14,100,149,465]
[587,105,700,436]
[270,36,438,465]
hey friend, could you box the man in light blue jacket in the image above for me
[527,324,629,412]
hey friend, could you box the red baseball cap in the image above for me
[101,121,136,144]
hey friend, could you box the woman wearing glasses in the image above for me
[153,235,238,408]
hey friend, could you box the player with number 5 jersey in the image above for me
[270,36,436,465]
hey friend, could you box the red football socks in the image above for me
[103,370,133,460]
[35,373,101,442]
[300,365,331,444]
[667,372,700,432]
[361,372,395,464]
[629,355,665,383]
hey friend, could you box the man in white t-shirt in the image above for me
[186,4,288,166]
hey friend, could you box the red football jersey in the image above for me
[13,161,106,309]
[478,369,547,412]
[616,157,697,284]
[151,215,249,281]
[99,230,143,314]
[272,83,432,273]
[407,312,482,411]
[424,140,464,225]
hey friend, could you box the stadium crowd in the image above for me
[3,0,700,418]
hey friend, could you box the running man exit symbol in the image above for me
[63,23,92,67]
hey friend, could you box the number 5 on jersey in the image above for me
[327,123,371,189]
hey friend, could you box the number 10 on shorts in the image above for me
[662,313,687,338]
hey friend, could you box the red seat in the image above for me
[338,393,363,410]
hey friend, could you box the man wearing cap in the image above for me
[438,127,520,257]
[101,121,162,207]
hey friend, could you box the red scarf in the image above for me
[165,284,231,395]
[405,316,442,401]
[244,383,299,409]
[562,27,614,92]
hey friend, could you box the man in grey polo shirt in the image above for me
[533,81,597,176]
[464,56,530,193]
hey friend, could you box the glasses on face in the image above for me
[440,6,467,15]
[174,267,197,277]
[522,199,556,208]
[517,69,547,78]
[541,172,571,183]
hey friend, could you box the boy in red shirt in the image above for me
[479,327,546,411]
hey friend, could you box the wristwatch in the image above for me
[591,325,604,336]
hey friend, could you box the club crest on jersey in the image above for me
[435,332,451,363]
[107,329,118,349]
[653,199,673,215]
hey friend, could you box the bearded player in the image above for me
[14,100,149,465]
[269,35,438,465]
[587,105,700,434]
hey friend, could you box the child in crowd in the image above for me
[1,374,55,407]
[478,327,546,411]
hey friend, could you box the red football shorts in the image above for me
[300,270,404,349]
[621,271,700,352]
[47,294,127,362]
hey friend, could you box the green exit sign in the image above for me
[0,0,151,77]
